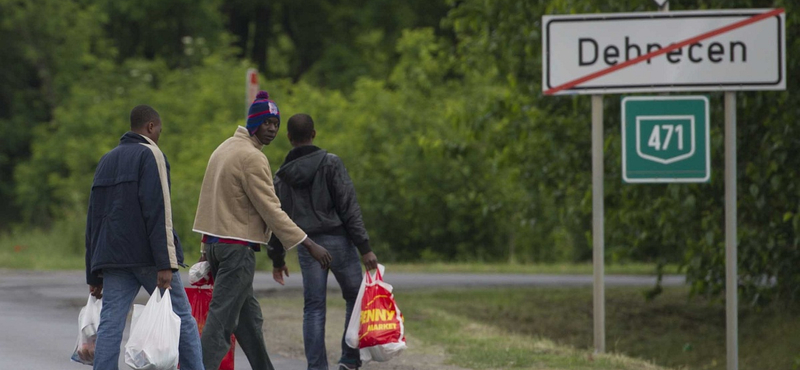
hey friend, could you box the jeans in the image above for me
[201,243,274,370]
[299,234,363,370]
[92,266,204,370]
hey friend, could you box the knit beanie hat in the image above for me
[246,91,280,135]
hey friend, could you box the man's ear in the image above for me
[311,130,316,139]
[146,121,155,133]
[287,131,293,142]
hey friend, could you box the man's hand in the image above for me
[157,269,173,290]
[273,265,289,285]
[199,244,208,262]
[302,238,332,269]
[89,284,103,299]
[361,252,378,271]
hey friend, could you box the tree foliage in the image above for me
[2,0,799,307]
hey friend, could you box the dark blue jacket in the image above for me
[85,132,184,285]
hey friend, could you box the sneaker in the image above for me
[338,362,359,370]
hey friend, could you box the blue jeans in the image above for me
[299,234,363,370]
[93,267,204,370]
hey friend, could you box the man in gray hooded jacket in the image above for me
[268,113,378,370]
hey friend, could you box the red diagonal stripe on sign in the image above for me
[543,8,785,95]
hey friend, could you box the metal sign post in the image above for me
[724,91,738,370]
[245,68,259,117]
[591,94,605,353]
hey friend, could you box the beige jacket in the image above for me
[193,126,306,249]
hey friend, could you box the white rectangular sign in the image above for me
[542,9,786,95]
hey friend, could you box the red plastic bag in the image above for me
[185,286,235,370]
[345,264,406,362]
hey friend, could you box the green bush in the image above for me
[4,0,800,308]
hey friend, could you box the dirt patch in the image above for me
[259,289,468,370]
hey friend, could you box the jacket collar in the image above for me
[120,131,158,147]
[234,126,263,149]
[282,145,322,167]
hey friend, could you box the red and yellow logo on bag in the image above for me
[358,282,404,347]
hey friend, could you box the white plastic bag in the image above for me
[124,289,181,370]
[188,261,211,285]
[70,294,102,365]
[345,264,407,363]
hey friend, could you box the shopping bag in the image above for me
[186,286,235,370]
[188,261,212,286]
[345,264,407,363]
[70,294,102,365]
[124,289,181,370]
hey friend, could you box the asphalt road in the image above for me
[0,269,683,370]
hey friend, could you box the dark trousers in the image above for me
[201,243,274,370]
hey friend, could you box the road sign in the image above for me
[622,96,710,183]
[653,0,668,7]
[542,9,786,95]
[245,68,259,117]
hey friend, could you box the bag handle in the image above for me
[365,264,384,284]
[154,287,171,303]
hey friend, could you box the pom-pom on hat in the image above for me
[246,91,280,135]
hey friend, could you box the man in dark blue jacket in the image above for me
[84,105,204,370]
[269,113,378,370]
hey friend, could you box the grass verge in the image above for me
[260,290,668,370]
[0,231,675,278]
[399,295,667,370]
[396,287,799,370]
[388,262,680,275]
[0,225,85,270]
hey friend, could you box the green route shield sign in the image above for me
[621,96,710,183]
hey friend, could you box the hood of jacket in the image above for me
[276,146,327,188]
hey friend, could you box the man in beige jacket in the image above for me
[193,91,332,370]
